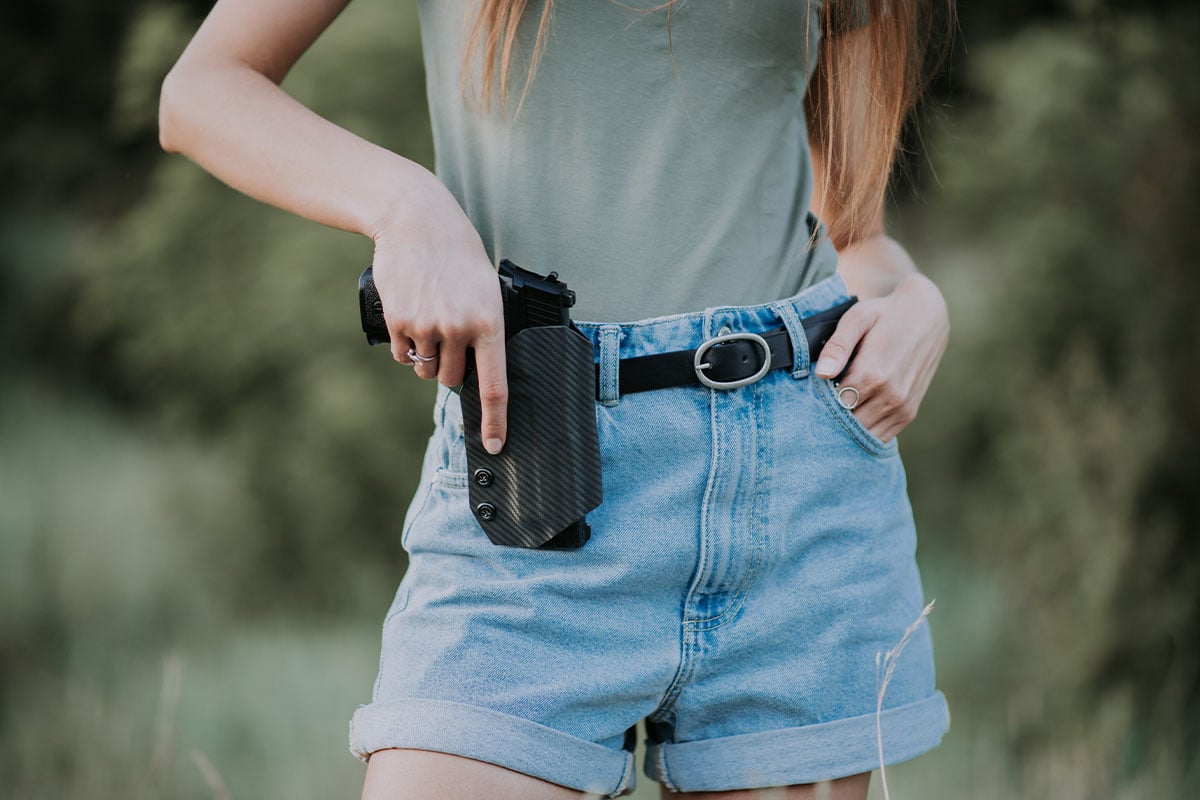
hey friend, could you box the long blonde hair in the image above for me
[459,0,955,250]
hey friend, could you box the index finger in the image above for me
[471,329,508,455]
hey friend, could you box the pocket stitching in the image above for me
[433,466,470,489]
[813,376,898,458]
[400,479,436,550]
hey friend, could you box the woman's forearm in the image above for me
[158,60,434,240]
[835,233,922,300]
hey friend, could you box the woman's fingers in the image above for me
[390,331,415,366]
[471,326,508,455]
[436,338,468,390]
[364,178,514,449]
[835,353,905,439]
[814,278,951,445]
[813,301,878,380]
[408,335,441,380]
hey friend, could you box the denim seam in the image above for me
[655,742,678,792]
[611,746,636,797]
[435,384,451,427]
[373,587,410,702]
[684,557,760,629]
[433,467,471,489]
[650,614,700,745]
[399,479,437,551]
[683,366,765,630]
[683,498,763,628]
[684,461,763,630]
[684,369,790,631]
[683,317,720,628]
[651,338,716,713]
[745,377,769,617]
[445,442,468,478]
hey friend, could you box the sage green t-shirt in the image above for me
[416,0,860,323]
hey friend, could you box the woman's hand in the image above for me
[370,176,509,455]
[812,271,950,444]
[157,0,510,450]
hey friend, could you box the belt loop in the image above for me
[598,324,622,406]
[771,301,811,379]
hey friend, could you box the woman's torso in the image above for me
[417,0,833,322]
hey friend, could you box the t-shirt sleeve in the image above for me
[821,0,872,37]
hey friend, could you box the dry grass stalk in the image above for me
[875,599,936,800]
[142,651,184,800]
[190,749,233,800]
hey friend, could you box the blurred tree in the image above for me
[907,4,1200,786]
[68,0,437,612]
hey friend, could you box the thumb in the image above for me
[813,305,873,379]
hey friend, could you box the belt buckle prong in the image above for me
[693,331,772,390]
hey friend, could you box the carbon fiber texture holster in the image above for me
[458,324,603,549]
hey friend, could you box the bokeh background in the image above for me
[2,0,1197,797]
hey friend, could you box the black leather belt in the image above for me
[593,297,856,397]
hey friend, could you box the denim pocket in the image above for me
[813,375,899,458]
[434,391,470,488]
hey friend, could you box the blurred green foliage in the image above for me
[897,6,1200,791]
[1,0,1197,797]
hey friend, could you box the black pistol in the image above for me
[358,259,576,400]
[358,259,577,350]
[357,260,602,551]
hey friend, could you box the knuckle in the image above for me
[384,307,413,328]
[878,388,902,412]
[471,306,503,334]
[477,318,504,340]
[408,320,437,341]
[441,319,469,341]
[479,378,507,402]
[386,320,410,342]
[875,384,903,408]
[856,368,886,391]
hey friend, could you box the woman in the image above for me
[159,1,954,797]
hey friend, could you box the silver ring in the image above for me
[407,346,437,363]
[836,384,861,410]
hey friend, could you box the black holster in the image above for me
[358,260,603,550]
[459,323,603,549]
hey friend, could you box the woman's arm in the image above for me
[160,0,424,238]
[807,29,950,444]
[159,0,513,454]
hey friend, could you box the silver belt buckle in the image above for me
[693,331,772,390]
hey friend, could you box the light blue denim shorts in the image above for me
[349,235,950,795]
